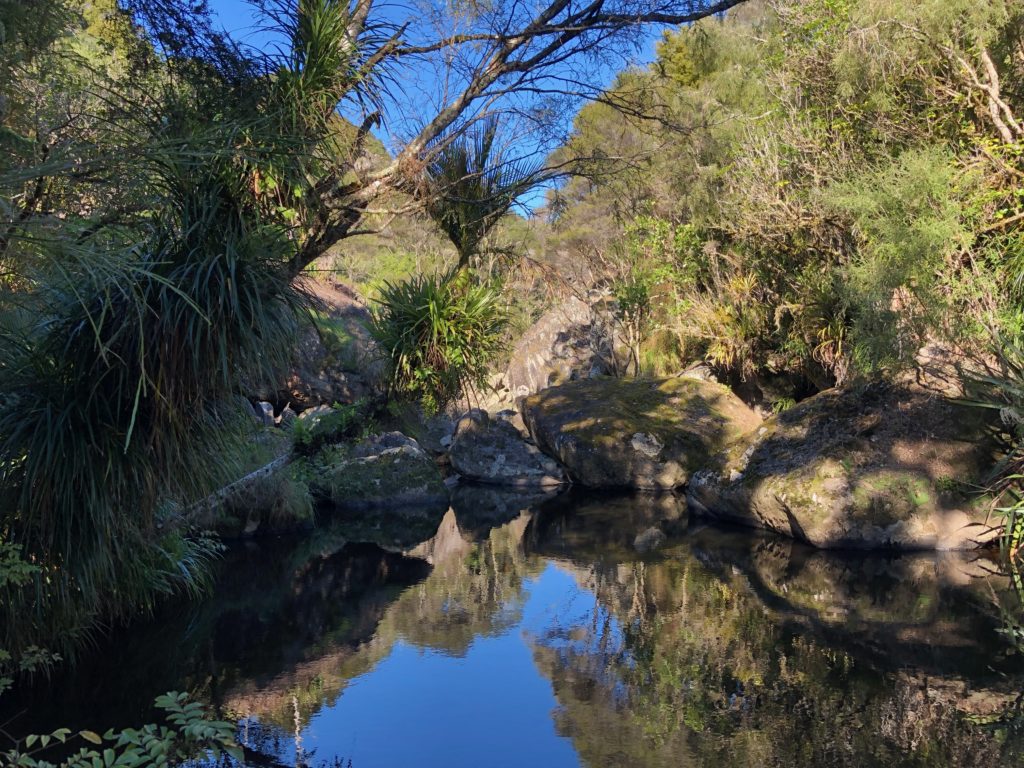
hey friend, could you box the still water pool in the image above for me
[5,489,1024,766]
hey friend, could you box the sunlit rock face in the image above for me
[687,382,999,550]
[505,294,610,398]
[521,376,761,489]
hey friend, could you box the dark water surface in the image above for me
[5,488,1024,767]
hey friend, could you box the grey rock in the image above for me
[686,382,1000,550]
[450,409,567,488]
[679,362,720,383]
[630,432,663,459]
[351,431,423,458]
[254,401,275,427]
[505,295,611,398]
[298,404,333,424]
[278,405,298,427]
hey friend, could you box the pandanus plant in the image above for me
[424,116,541,268]
[0,0,389,658]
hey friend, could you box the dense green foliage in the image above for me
[5,0,1024,750]
[0,0,382,660]
[548,0,1024,388]
[369,270,507,413]
[2,692,241,767]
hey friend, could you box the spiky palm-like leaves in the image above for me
[0,145,310,655]
[369,270,507,414]
[0,0,383,658]
[425,117,541,267]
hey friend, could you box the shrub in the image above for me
[962,335,1024,563]
[290,400,372,454]
[369,270,507,413]
[2,691,242,768]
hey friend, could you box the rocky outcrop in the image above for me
[310,432,448,512]
[262,279,383,410]
[686,382,998,550]
[521,377,761,489]
[449,409,567,488]
[505,294,611,398]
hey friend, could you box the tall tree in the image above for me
[0,0,746,656]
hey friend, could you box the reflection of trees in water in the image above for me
[389,510,542,655]
[232,497,1024,767]
[524,500,1024,767]
[231,503,545,759]
[31,488,1023,768]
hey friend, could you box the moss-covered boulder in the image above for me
[686,383,999,550]
[520,377,761,489]
[310,432,449,513]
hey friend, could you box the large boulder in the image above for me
[310,432,448,512]
[521,377,761,489]
[686,383,999,550]
[449,409,567,488]
[505,294,611,398]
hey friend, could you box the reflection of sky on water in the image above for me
[296,564,587,768]
[7,491,1024,768]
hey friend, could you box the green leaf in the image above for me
[80,730,103,745]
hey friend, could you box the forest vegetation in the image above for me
[0,0,740,684]
[3,0,1024,763]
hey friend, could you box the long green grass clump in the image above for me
[369,270,507,414]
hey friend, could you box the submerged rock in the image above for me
[521,377,761,489]
[449,409,567,488]
[633,526,667,553]
[311,432,448,512]
[687,382,998,550]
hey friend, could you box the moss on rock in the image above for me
[309,435,448,513]
[521,376,761,489]
[687,382,999,550]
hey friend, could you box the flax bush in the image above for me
[369,270,507,414]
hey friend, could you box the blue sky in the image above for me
[207,0,271,43]
[204,0,665,211]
